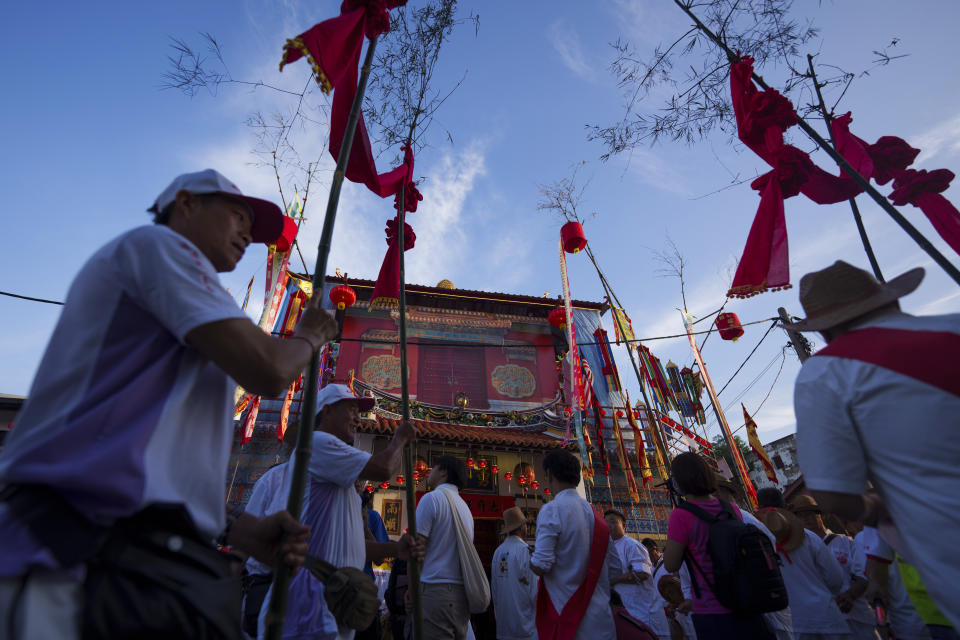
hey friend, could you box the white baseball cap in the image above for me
[148,169,285,244]
[315,384,376,420]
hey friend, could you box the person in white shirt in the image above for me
[0,169,330,639]
[856,525,931,640]
[257,384,419,640]
[416,456,475,640]
[604,509,656,628]
[758,488,850,640]
[242,464,290,637]
[790,495,878,640]
[643,538,697,640]
[787,261,960,627]
[491,506,536,640]
[530,449,617,640]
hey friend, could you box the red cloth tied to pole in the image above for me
[728,58,863,298]
[370,144,420,307]
[279,0,413,197]
[369,215,416,308]
[831,114,960,256]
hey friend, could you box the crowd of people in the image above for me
[0,170,957,640]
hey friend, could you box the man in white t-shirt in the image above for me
[491,506,536,640]
[758,489,850,640]
[0,169,334,639]
[787,261,960,627]
[604,509,656,627]
[416,455,475,640]
[531,450,617,640]
[857,526,930,640]
[258,384,418,640]
[790,495,877,640]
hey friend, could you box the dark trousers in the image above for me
[691,613,775,640]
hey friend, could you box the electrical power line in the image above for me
[0,291,64,305]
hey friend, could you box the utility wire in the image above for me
[0,291,64,305]
[716,319,779,396]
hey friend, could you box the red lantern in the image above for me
[329,284,357,311]
[564,407,572,415]
[600,409,607,416]
[380,481,389,489]
[504,472,513,481]
[715,312,745,341]
[415,457,429,477]
[548,306,567,329]
[616,410,624,418]
[396,475,405,484]
[467,458,475,469]
[479,460,487,469]
[560,221,587,254]
[491,465,499,474]
[518,476,527,485]
[413,472,420,481]
[273,216,299,253]
[531,480,539,490]
[544,488,551,495]
[365,485,374,493]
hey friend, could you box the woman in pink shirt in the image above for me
[662,452,775,639]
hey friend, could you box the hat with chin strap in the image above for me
[148,169,285,244]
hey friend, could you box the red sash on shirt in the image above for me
[535,508,610,640]
[814,327,960,398]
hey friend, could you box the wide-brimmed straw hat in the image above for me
[789,494,821,514]
[760,508,805,552]
[502,506,528,534]
[781,260,924,332]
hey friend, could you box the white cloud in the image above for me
[917,290,960,315]
[548,20,593,81]
[913,112,960,166]
[405,143,488,285]
[625,150,694,198]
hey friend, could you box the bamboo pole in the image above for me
[263,37,379,640]
[680,312,757,508]
[396,141,424,640]
[672,0,960,288]
[805,54,884,283]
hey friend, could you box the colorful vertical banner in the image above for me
[277,384,296,442]
[610,304,635,345]
[625,391,653,487]
[240,395,261,445]
[572,411,593,484]
[241,274,255,312]
[743,404,778,484]
[612,407,640,502]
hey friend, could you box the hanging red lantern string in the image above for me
[396,475,404,485]
[380,481,389,489]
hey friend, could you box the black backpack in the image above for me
[678,499,788,614]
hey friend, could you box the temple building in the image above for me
[225,273,672,567]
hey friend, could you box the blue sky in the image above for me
[2,1,959,445]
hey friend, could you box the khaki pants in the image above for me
[421,582,470,640]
